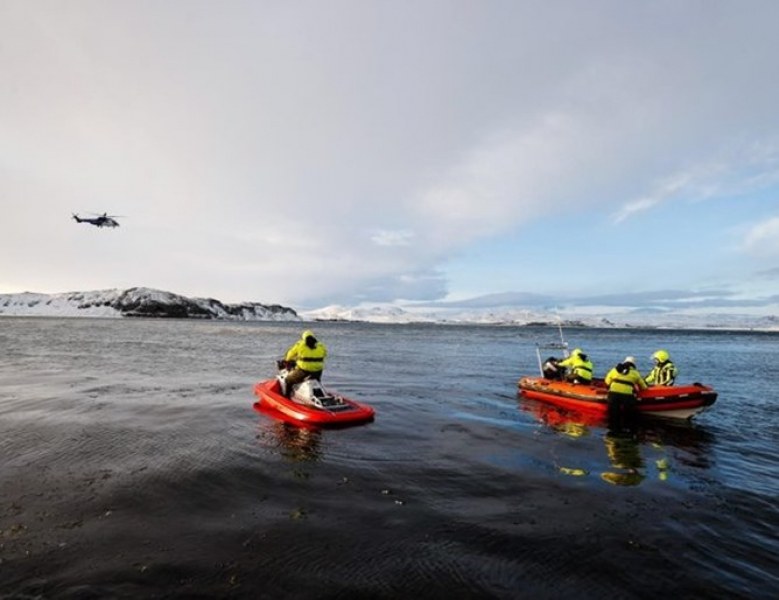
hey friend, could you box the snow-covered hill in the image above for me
[301,304,570,325]
[301,303,779,331]
[0,287,300,321]
[2,287,778,330]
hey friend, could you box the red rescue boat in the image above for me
[253,378,375,427]
[517,376,717,420]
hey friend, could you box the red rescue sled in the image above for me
[517,376,717,420]
[253,378,375,427]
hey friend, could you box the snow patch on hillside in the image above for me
[300,302,779,331]
[2,288,777,330]
[0,287,300,321]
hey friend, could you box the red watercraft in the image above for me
[517,376,717,420]
[253,375,375,427]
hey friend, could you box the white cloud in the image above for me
[2,1,779,307]
[413,112,581,240]
[612,197,663,223]
[742,216,779,257]
[371,230,415,247]
[612,143,779,223]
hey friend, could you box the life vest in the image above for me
[285,340,327,372]
[558,353,594,382]
[646,361,678,386]
[605,365,647,395]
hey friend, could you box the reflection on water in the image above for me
[519,397,714,487]
[601,432,646,486]
[2,319,775,599]
[254,406,323,462]
[520,398,602,434]
[273,422,323,463]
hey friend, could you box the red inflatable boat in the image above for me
[253,378,375,427]
[518,376,717,420]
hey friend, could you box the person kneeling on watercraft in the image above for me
[556,348,594,384]
[645,349,678,386]
[604,356,647,429]
[280,330,327,397]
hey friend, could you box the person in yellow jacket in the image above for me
[557,348,594,384]
[645,349,678,386]
[604,356,647,429]
[281,330,327,397]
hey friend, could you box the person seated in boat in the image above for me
[281,330,327,397]
[542,356,565,380]
[604,356,647,430]
[556,348,594,384]
[645,349,678,386]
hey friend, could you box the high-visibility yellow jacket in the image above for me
[285,339,327,372]
[645,361,678,386]
[558,353,594,382]
[605,365,647,395]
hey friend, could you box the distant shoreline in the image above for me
[3,312,777,334]
[2,287,776,331]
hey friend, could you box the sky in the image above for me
[1,0,778,314]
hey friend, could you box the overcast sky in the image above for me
[1,1,778,312]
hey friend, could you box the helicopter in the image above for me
[72,212,121,228]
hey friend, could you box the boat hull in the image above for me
[517,377,717,420]
[253,379,375,426]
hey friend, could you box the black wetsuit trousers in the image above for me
[607,391,637,430]
[284,368,323,395]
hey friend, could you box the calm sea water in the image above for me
[1,318,777,599]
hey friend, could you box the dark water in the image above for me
[1,318,777,599]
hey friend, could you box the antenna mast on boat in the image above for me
[557,321,567,353]
[534,319,569,375]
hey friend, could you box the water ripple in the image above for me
[1,319,778,598]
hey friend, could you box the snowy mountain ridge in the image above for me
[301,303,779,331]
[0,287,300,321]
[1,287,778,330]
